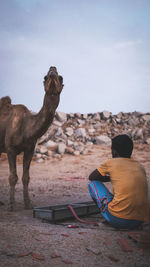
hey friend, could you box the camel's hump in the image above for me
[0,96,11,105]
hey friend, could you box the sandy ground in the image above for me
[0,144,150,267]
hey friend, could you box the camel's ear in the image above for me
[43,75,48,92]
[59,76,64,87]
[44,75,47,83]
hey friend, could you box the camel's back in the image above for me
[0,96,31,152]
[0,96,30,122]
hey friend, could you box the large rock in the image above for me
[94,135,111,145]
[93,113,100,121]
[67,139,74,146]
[55,127,63,136]
[46,125,58,139]
[65,127,74,136]
[88,127,95,135]
[39,146,48,155]
[116,112,123,119]
[127,117,140,126]
[53,120,63,127]
[131,128,144,140]
[77,119,85,126]
[46,140,58,151]
[142,114,150,122]
[74,128,87,138]
[56,112,67,122]
[82,113,88,120]
[102,110,111,120]
[68,113,75,118]
[75,112,82,119]
[115,118,122,124]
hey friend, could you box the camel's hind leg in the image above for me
[7,151,18,211]
[22,146,35,209]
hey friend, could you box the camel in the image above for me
[0,66,63,210]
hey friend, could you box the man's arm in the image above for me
[89,169,110,182]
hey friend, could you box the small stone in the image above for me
[146,138,150,145]
[67,139,74,146]
[56,133,67,141]
[36,158,44,163]
[77,119,85,126]
[94,122,103,129]
[35,153,42,159]
[39,147,48,154]
[57,143,66,154]
[53,153,62,159]
[74,143,84,152]
[35,147,40,153]
[73,151,80,156]
[66,147,74,154]
[47,150,53,157]
[88,128,95,134]
[42,154,48,159]
[81,149,88,155]
[55,127,63,136]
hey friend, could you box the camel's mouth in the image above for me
[49,69,58,78]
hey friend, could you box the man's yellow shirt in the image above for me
[98,158,150,222]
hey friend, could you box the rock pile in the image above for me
[34,110,150,162]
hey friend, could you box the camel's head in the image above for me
[43,66,64,95]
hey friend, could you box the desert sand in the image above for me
[0,143,150,266]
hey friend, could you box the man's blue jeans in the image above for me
[88,181,143,229]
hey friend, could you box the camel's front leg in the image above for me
[22,146,35,209]
[7,151,18,211]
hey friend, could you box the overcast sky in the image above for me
[0,0,150,114]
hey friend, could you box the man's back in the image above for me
[98,158,150,221]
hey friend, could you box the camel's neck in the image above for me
[30,93,60,139]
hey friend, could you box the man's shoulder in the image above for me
[106,157,138,167]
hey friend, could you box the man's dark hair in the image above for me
[111,134,133,158]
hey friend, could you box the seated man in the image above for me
[88,134,150,229]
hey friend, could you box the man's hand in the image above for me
[89,169,110,182]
